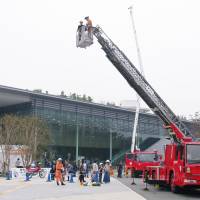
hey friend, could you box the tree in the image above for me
[17,116,50,167]
[0,115,51,173]
[0,115,20,174]
[82,94,87,101]
[189,112,200,138]
[106,102,116,106]
[60,91,65,97]
[87,96,93,102]
[71,93,77,100]
[177,115,187,120]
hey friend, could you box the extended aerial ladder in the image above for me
[77,25,200,192]
[89,26,195,143]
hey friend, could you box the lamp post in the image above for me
[75,113,79,165]
[75,124,79,165]
[109,129,112,162]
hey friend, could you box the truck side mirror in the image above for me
[154,152,159,161]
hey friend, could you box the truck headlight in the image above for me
[186,167,191,173]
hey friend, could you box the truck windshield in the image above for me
[187,144,200,164]
[126,153,134,160]
[137,153,158,162]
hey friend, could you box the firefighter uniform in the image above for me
[55,158,65,185]
[85,16,93,33]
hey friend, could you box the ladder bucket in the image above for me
[76,27,93,48]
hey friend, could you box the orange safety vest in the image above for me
[87,19,92,27]
[86,19,92,33]
[55,162,63,178]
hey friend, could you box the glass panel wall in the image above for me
[0,96,190,161]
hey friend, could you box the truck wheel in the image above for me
[170,173,180,193]
[133,170,139,178]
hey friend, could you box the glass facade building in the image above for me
[0,85,195,161]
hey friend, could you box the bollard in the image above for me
[131,177,136,185]
[47,173,52,182]
[131,169,136,185]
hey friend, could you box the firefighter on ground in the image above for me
[55,158,65,186]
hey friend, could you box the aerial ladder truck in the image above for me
[77,25,200,192]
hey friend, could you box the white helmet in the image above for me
[106,160,110,163]
[58,158,62,161]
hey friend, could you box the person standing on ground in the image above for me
[82,161,87,177]
[64,160,68,182]
[50,160,56,180]
[99,163,103,184]
[15,158,22,168]
[67,163,73,181]
[91,160,98,182]
[55,158,65,186]
[73,162,78,176]
[103,160,110,183]
[117,161,123,178]
[110,163,114,177]
[79,168,85,186]
[0,160,3,174]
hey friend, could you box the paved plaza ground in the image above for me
[0,176,145,200]
[119,177,200,200]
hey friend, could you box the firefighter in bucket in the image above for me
[76,16,93,48]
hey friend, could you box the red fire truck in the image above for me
[78,25,200,192]
[125,150,161,177]
[143,125,200,193]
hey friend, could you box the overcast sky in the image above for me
[0,0,199,117]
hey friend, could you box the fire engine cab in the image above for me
[125,150,161,177]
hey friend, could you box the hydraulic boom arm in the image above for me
[92,26,195,143]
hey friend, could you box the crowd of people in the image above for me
[49,158,115,186]
[13,156,124,186]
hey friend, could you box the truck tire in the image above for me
[132,168,139,178]
[134,170,139,178]
[170,173,180,193]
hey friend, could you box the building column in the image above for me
[75,124,79,165]
[109,129,112,162]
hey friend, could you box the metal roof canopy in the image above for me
[0,85,147,115]
[0,85,31,108]
[0,90,30,108]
